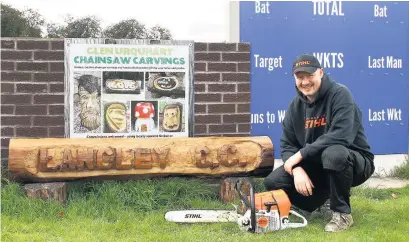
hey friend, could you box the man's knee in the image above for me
[263,167,291,191]
[321,145,350,172]
[263,175,279,191]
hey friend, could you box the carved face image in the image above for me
[163,104,180,131]
[77,75,101,131]
[105,103,126,132]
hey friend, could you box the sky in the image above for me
[2,0,233,42]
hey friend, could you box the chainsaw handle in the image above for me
[235,178,256,233]
[283,209,308,229]
[235,179,252,207]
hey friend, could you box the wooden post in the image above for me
[24,182,67,204]
[219,177,254,215]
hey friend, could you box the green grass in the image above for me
[390,158,409,179]
[2,177,409,242]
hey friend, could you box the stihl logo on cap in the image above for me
[295,61,311,67]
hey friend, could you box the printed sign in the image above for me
[239,1,409,157]
[64,39,194,138]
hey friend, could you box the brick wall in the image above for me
[0,38,251,170]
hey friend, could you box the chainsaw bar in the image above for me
[164,209,241,223]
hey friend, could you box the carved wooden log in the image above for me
[24,182,67,204]
[8,136,274,182]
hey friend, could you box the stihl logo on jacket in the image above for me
[305,115,327,129]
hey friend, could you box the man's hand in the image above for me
[293,167,314,196]
[283,151,303,175]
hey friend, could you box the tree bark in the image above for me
[8,136,274,182]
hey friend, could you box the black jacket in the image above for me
[280,73,374,163]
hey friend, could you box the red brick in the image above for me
[208,43,236,51]
[34,73,64,82]
[222,133,250,137]
[207,84,235,92]
[1,147,9,160]
[195,84,206,92]
[16,83,47,93]
[222,53,250,62]
[208,104,235,113]
[194,125,207,134]
[223,114,250,123]
[16,127,48,138]
[1,40,15,49]
[17,62,48,72]
[15,105,47,115]
[1,61,14,70]
[194,104,206,113]
[223,93,251,103]
[208,63,236,72]
[1,105,14,115]
[238,124,251,133]
[195,115,221,124]
[238,62,250,72]
[195,93,221,102]
[222,73,249,82]
[1,116,31,126]
[33,95,64,104]
[194,134,213,137]
[194,73,220,82]
[1,72,31,81]
[209,124,236,133]
[33,116,64,126]
[238,83,250,92]
[1,83,14,93]
[1,138,10,148]
[49,105,64,115]
[49,83,64,93]
[195,62,206,72]
[1,127,14,137]
[34,51,64,60]
[50,62,64,72]
[238,43,250,52]
[195,53,220,61]
[1,94,32,104]
[49,127,65,137]
[237,104,250,113]
[194,43,207,51]
[50,41,64,50]
[1,50,32,60]
[17,40,49,50]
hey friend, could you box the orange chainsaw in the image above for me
[164,178,308,233]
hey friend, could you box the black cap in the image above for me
[292,54,322,74]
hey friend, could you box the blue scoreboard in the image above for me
[239,1,409,158]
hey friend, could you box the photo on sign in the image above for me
[72,71,102,134]
[102,71,146,103]
[131,101,159,133]
[145,72,185,100]
[102,101,129,133]
[159,100,185,132]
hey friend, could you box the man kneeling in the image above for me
[264,54,375,233]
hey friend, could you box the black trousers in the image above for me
[263,145,374,214]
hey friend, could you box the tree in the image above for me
[1,4,45,37]
[1,4,173,39]
[46,15,102,38]
[103,19,147,39]
[103,19,172,40]
[147,25,172,40]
